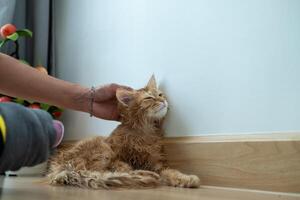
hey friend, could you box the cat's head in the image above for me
[116,75,168,124]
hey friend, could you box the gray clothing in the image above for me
[0,102,56,172]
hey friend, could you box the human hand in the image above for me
[68,83,131,121]
[89,84,131,121]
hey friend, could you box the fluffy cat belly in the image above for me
[119,147,154,170]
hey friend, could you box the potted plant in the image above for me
[0,23,63,119]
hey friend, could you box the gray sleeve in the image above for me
[0,102,56,172]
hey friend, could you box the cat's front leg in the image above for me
[111,160,160,181]
[110,160,132,172]
[155,163,200,188]
[160,169,200,188]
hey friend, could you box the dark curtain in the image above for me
[0,0,16,56]
[1,0,55,75]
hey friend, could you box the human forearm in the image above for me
[0,53,90,112]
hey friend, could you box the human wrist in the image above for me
[65,83,90,113]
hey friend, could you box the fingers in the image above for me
[107,83,133,93]
[95,83,132,102]
[91,83,132,121]
[116,84,133,91]
[92,101,120,121]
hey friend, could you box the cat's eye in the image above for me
[158,93,163,97]
[144,96,154,100]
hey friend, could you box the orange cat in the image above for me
[48,76,200,189]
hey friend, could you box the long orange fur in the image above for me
[48,75,200,189]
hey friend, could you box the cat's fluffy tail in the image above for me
[48,164,160,189]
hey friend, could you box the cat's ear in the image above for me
[146,74,157,90]
[116,89,135,107]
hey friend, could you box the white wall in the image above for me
[54,0,300,139]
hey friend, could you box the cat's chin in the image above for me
[148,105,168,119]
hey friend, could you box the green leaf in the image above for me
[40,103,51,111]
[16,29,33,38]
[48,106,64,112]
[0,38,8,48]
[56,107,64,112]
[6,32,19,41]
[26,100,35,104]
[19,59,30,65]
[14,98,25,105]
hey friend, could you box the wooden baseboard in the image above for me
[164,132,300,193]
[61,132,300,193]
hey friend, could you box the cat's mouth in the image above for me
[153,101,168,118]
[157,104,166,112]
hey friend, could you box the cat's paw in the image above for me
[179,174,201,188]
[131,170,160,180]
[50,170,69,185]
[168,174,200,188]
[161,169,200,188]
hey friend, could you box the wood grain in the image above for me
[1,177,300,200]
[60,133,300,193]
[164,134,300,193]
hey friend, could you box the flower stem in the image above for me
[14,40,20,59]
[10,40,20,59]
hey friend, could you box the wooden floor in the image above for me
[0,177,299,200]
